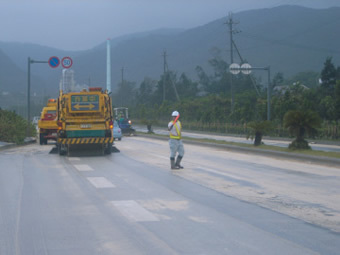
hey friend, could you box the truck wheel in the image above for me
[39,133,45,145]
[58,144,66,156]
[104,143,112,155]
[66,144,71,157]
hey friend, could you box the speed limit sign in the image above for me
[61,56,73,69]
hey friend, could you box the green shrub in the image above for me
[0,109,34,144]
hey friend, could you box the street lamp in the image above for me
[27,57,48,137]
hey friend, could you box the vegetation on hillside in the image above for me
[2,7,340,149]
[112,55,340,148]
[0,109,36,144]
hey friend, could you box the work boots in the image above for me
[175,156,184,169]
[170,158,180,169]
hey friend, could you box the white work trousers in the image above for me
[169,139,184,159]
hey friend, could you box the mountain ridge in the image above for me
[1,5,339,99]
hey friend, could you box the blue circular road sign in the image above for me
[48,56,60,68]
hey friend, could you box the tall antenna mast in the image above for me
[106,38,111,93]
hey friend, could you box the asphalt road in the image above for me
[0,138,339,255]
[134,125,340,152]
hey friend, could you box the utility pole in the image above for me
[232,36,261,96]
[27,57,31,136]
[225,12,238,111]
[226,14,271,120]
[162,50,167,102]
[162,50,180,102]
[121,67,124,106]
[121,67,124,86]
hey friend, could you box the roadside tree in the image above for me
[246,120,273,146]
[283,110,321,150]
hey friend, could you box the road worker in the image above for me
[168,111,184,169]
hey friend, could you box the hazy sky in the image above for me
[1,0,339,51]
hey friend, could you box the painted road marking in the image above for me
[74,164,93,171]
[111,200,159,222]
[69,157,81,161]
[149,154,168,160]
[87,177,115,188]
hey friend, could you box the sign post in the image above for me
[26,55,72,137]
[229,63,271,121]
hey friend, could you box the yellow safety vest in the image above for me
[169,121,182,139]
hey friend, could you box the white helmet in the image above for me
[171,111,179,117]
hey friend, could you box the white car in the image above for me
[113,120,122,141]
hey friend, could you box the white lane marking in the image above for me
[149,154,168,160]
[111,200,159,222]
[74,164,93,171]
[52,164,63,169]
[69,157,81,161]
[87,177,115,188]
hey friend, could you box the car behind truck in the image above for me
[57,87,114,155]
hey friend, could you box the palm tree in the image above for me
[283,110,321,150]
[247,120,273,146]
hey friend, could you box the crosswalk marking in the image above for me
[87,177,115,188]
[111,200,159,222]
[68,157,81,161]
[74,164,93,171]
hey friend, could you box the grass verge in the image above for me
[137,132,340,159]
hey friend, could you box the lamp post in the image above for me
[27,57,48,137]
[249,66,271,121]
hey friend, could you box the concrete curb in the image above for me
[0,138,37,151]
[137,133,340,168]
[0,142,16,151]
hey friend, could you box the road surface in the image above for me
[0,137,339,254]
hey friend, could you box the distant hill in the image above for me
[0,46,53,95]
[0,28,185,96]
[0,48,26,94]
[71,5,340,90]
[1,5,340,99]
